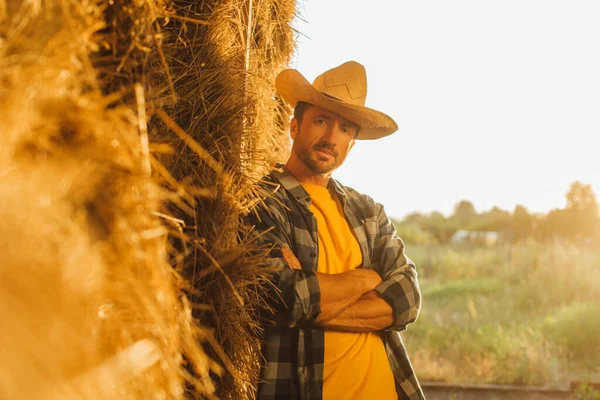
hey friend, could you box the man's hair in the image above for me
[293,101,310,124]
[293,101,360,139]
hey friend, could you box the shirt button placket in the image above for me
[298,366,308,399]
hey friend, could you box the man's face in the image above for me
[290,104,359,175]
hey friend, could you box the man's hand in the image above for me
[279,245,386,326]
[281,246,381,293]
[315,293,394,332]
[356,268,383,293]
[360,290,381,300]
[281,246,302,270]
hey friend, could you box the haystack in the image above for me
[1,0,295,399]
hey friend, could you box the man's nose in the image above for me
[323,121,342,143]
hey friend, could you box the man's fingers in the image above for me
[284,255,301,270]
[361,290,380,300]
[281,247,302,270]
[283,250,300,269]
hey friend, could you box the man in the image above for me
[248,61,424,400]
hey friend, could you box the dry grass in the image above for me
[404,242,600,387]
[1,0,296,398]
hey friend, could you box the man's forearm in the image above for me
[315,291,393,332]
[314,269,381,323]
[279,247,383,323]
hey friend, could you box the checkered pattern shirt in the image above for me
[248,163,424,400]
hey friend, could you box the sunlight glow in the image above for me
[290,0,600,219]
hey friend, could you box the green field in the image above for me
[402,241,600,388]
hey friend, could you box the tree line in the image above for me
[394,181,600,245]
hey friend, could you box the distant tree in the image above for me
[563,181,600,242]
[479,206,511,232]
[424,212,457,244]
[512,204,533,242]
[535,208,568,242]
[452,200,477,229]
[566,181,599,213]
[397,181,600,245]
[404,212,428,225]
[393,219,435,244]
[467,206,512,241]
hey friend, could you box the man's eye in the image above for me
[315,119,326,125]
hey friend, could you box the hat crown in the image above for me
[312,61,367,106]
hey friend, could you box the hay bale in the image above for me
[0,1,219,398]
[94,0,296,397]
[1,0,296,397]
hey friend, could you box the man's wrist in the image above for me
[352,268,382,293]
[361,290,380,300]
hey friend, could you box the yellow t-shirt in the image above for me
[301,182,397,400]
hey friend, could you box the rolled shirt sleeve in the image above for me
[246,195,321,328]
[370,201,421,331]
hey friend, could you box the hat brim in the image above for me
[276,69,398,140]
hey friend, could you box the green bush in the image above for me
[404,323,560,385]
[402,241,600,386]
[542,302,600,368]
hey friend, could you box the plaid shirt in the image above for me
[248,163,424,400]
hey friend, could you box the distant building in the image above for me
[450,230,499,246]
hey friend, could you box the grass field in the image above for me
[402,241,600,388]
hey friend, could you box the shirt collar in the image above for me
[272,162,349,207]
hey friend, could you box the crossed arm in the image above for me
[281,247,394,332]
[247,191,420,331]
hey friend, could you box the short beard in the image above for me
[297,146,338,174]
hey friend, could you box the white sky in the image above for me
[289,0,600,220]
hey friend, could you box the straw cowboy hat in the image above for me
[275,61,398,140]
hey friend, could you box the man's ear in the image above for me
[290,117,298,140]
